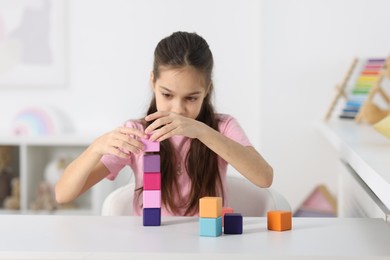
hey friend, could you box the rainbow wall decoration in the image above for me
[12,107,59,136]
[339,58,386,119]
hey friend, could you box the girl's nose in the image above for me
[172,99,185,115]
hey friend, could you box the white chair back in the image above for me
[226,176,291,216]
[101,175,290,216]
[101,183,135,216]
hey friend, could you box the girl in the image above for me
[55,31,273,216]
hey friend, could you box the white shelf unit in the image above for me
[0,135,104,215]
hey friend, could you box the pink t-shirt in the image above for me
[101,114,252,216]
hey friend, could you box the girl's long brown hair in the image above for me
[137,31,224,215]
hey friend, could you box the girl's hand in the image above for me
[91,127,147,158]
[145,111,204,142]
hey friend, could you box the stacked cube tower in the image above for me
[142,137,161,226]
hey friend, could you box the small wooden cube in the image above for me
[199,217,222,237]
[143,190,161,208]
[143,172,161,190]
[144,154,160,173]
[267,211,292,231]
[222,207,234,215]
[143,208,161,226]
[222,207,234,226]
[141,136,160,152]
[199,197,222,218]
[224,213,243,234]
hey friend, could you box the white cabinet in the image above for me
[0,135,116,215]
[338,162,385,218]
[317,120,390,221]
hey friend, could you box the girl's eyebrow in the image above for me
[159,86,202,96]
[159,86,173,93]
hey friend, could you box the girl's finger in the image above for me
[112,138,142,153]
[149,123,176,141]
[154,131,173,142]
[145,116,173,134]
[108,146,130,159]
[117,127,147,139]
[145,111,167,122]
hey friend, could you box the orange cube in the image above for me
[267,211,292,231]
[199,197,222,218]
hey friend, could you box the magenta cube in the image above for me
[144,154,160,173]
[143,208,161,226]
[144,172,161,190]
[141,137,160,152]
[143,190,161,208]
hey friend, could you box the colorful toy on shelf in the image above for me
[324,58,358,121]
[325,56,390,124]
[11,106,75,136]
[354,58,390,124]
[3,177,20,210]
[342,59,386,121]
[359,100,389,124]
[142,137,161,226]
[44,157,73,189]
[0,146,13,207]
[199,197,223,237]
[374,115,390,140]
[39,158,76,211]
[387,56,390,79]
[30,181,58,211]
[293,184,337,217]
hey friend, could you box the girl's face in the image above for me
[152,67,208,119]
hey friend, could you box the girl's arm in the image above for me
[145,112,273,188]
[55,147,109,204]
[197,125,273,188]
[55,127,146,204]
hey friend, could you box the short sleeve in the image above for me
[100,119,144,180]
[218,114,252,147]
[101,154,129,180]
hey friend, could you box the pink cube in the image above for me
[143,190,161,208]
[144,172,161,190]
[222,207,234,215]
[222,207,234,226]
[141,136,160,152]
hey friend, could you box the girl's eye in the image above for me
[162,93,172,98]
[187,97,198,102]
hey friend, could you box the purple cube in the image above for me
[224,213,243,234]
[144,154,160,173]
[143,208,161,226]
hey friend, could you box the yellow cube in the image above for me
[199,197,222,218]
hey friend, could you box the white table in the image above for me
[0,215,389,259]
[317,120,390,217]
